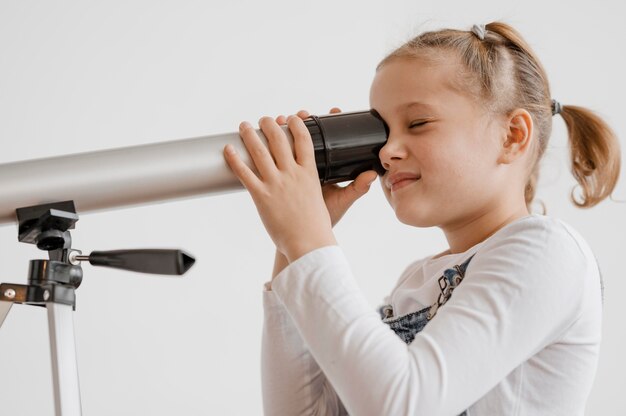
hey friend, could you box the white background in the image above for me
[0,1,624,414]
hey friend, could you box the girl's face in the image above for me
[370,55,513,229]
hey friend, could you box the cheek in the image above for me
[442,145,497,199]
[427,129,492,175]
[416,145,452,183]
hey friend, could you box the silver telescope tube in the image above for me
[0,129,265,226]
[0,111,388,225]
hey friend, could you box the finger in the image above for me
[239,121,278,180]
[351,170,378,194]
[223,144,262,191]
[329,107,342,114]
[276,114,287,125]
[296,110,310,120]
[324,170,378,201]
[259,116,295,170]
[334,172,376,214]
[288,115,315,167]
[334,170,378,207]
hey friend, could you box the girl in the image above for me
[223,22,621,415]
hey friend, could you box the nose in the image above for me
[379,133,407,171]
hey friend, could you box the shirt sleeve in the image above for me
[269,220,591,415]
[261,287,347,415]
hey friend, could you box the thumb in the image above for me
[345,170,378,201]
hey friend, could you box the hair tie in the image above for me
[551,99,563,116]
[471,24,486,40]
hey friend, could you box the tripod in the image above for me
[0,201,195,416]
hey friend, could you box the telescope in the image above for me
[0,110,388,415]
[0,110,388,225]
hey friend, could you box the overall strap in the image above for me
[427,253,476,320]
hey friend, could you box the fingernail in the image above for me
[224,144,236,155]
[240,121,252,130]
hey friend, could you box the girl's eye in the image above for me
[409,120,429,129]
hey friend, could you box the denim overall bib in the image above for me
[378,254,475,416]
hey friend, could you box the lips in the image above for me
[386,172,421,191]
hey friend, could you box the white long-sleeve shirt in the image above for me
[261,214,602,415]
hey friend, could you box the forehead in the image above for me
[370,56,468,115]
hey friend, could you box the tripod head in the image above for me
[17,200,195,276]
[17,200,79,262]
[1,200,195,315]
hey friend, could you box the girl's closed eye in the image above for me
[409,119,433,129]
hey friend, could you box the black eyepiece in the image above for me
[304,110,389,184]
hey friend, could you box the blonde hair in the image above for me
[378,22,621,209]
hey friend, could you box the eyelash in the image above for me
[409,120,429,129]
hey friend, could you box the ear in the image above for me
[497,108,533,164]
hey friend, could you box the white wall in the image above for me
[0,1,624,414]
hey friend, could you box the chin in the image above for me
[393,205,438,228]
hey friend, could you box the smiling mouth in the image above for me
[391,177,420,192]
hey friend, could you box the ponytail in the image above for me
[559,105,621,207]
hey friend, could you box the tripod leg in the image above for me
[48,302,82,416]
[0,301,11,328]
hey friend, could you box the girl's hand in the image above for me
[276,108,378,227]
[223,115,337,263]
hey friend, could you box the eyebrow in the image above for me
[401,102,437,112]
[370,102,438,122]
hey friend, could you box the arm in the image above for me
[262,250,347,413]
[264,252,347,415]
[262,287,347,415]
[224,109,374,414]
[258,109,375,414]
[269,220,592,415]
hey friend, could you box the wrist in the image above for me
[272,249,290,280]
[284,234,337,263]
